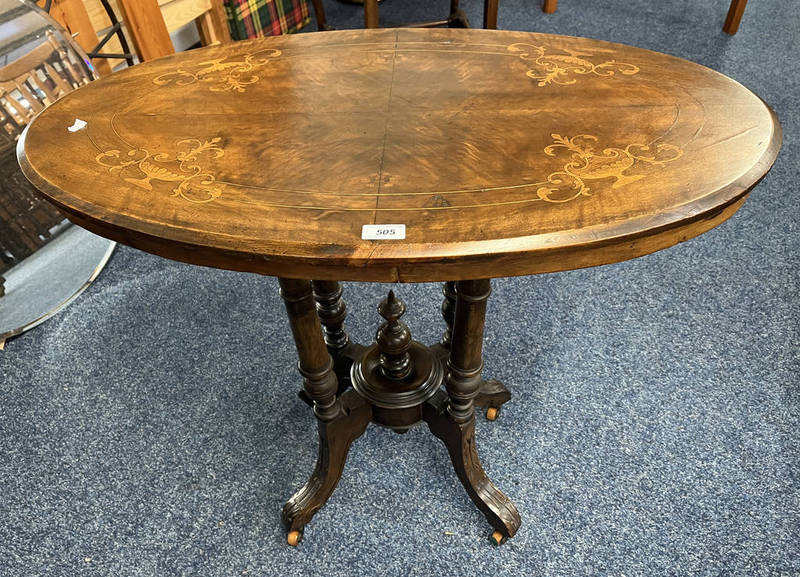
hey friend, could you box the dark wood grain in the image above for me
[439,281,457,348]
[18,29,781,282]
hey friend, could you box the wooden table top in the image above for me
[18,29,781,282]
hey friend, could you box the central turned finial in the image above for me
[376,290,412,380]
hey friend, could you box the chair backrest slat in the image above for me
[0,31,93,147]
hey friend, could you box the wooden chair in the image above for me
[43,0,232,69]
[0,29,92,146]
[38,0,132,75]
[540,0,749,35]
[0,27,95,291]
[114,0,232,61]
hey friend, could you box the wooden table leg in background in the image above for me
[195,0,232,45]
[308,0,331,31]
[364,0,379,28]
[278,278,372,546]
[543,0,557,14]
[723,0,748,34]
[483,0,499,29]
[423,279,521,545]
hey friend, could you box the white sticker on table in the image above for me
[361,224,406,240]
[67,118,87,132]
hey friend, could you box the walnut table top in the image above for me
[18,29,781,282]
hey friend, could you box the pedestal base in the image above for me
[281,279,520,545]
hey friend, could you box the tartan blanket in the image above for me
[224,0,310,40]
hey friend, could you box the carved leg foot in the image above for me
[283,389,372,537]
[423,390,521,541]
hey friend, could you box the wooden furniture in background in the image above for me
[18,29,781,545]
[0,30,91,137]
[0,29,93,282]
[43,0,232,70]
[106,0,233,60]
[723,0,748,34]
[541,0,749,34]
[43,0,114,75]
[196,0,230,44]
[360,0,499,29]
[114,0,174,60]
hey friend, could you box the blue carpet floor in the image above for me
[1,0,798,575]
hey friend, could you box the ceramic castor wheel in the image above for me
[287,530,302,546]
[486,407,500,421]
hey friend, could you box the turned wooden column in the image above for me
[439,281,457,349]
[279,278,338,421]
[436,280,511,420]
[311,280,350,351]
[446,279,491,422]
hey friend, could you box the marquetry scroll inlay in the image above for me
[152,48,282,92]
[507,43,640,86]
[95,137,225,203]
[537,134,683,202]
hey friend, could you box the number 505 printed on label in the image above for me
[361,224,406,240]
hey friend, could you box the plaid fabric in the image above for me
[224,0,310,40]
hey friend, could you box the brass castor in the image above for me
[486,407,500,421]
[287,530,303,546]
[489,530,506,546]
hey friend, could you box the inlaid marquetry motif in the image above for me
[507,43,639,86]
[536,134,683,203]
[95,137,225,203]
[152,48,281,92]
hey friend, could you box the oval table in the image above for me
[18,28,781,546]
